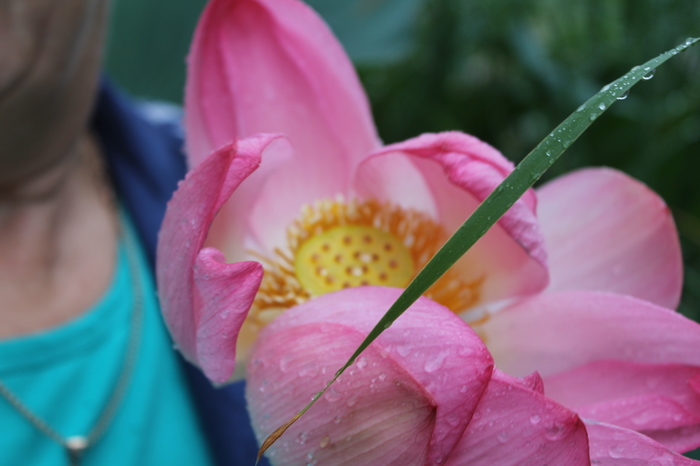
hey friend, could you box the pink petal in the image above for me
[493,368,546,395]
[445,369,590,466]
[247,322,436,465]
[537,168,682,309]
[482,291,700,451]
[483,291,700,377]
[545,360,700,452]
[585,421,700,465]
[250,286,494,464]
[355,132,548,305]
[156,134,280,383]
[186,0,381,254]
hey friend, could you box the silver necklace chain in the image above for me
[0,227,144,466]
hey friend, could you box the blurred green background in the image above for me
[106,0,700,435]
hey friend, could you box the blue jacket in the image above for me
[92,81,269,466]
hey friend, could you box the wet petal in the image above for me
[446,370,590,465]
[156,134,279,383]
[355,132,548,306]
[483,291,700,451]
[537,168,682,309]
[248,287,494,464]
[546,360,700,452]
[586,421,700,465]
[483,291,700,377]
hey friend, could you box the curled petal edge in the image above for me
[156,133,282,383]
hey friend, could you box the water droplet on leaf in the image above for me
[617,90,629,100]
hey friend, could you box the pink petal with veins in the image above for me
[585,421,700,465]
[546,360,700,452]
[157,134,280,383]
[248,287,494,465]
[186,0,381,255]
[483,291,700,450]
[356,132,548,305]
[445,369,590,466]
[537,168,682,309]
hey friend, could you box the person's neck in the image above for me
[0,132,118,339]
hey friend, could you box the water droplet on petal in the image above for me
[544,422,566,440]
[608,445,625,458]
[319,436,330,449]
[530,414,541,425]
[356,357,368,369]
[297,431,309,445]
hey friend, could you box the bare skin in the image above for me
[0,0,117,338]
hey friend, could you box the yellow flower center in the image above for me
[294,225,415,294]
[246,197,483,320]
[232,197,486,373]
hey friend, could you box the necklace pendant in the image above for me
[65,436,89,466]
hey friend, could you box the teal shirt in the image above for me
[0,218,213,466]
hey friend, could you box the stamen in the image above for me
[248,198,483,327]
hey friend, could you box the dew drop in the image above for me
[544,422,565,440]
[424,350,449,373]
[325,387,341,402]
[545,150,552,157]
[530,414,541,425]
[497,431,509,443]
[642,68,656,80]
[319,436,330,449]
[617,89,629,100]
[608,445,625,458]
[356,357,368,369]
[297,431,309,445]
[598,103,606,111]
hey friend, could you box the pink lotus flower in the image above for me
[155,0,700,462]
